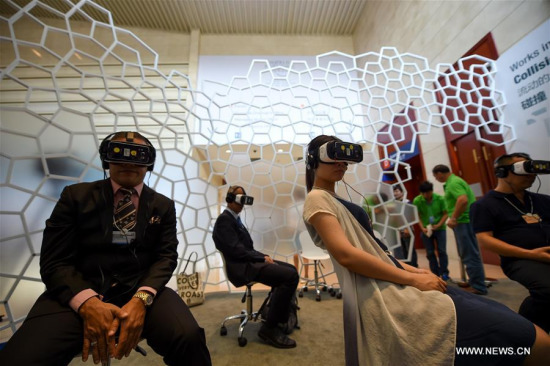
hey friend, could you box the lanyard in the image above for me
[503,194,541,223]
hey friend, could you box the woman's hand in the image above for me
[410,272,447,293]
[529,246,550,263]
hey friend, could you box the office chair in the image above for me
[297,231,340,301]
[219,281,261,347]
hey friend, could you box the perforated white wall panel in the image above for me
[0,0,513,336]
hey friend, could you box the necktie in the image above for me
[237,216,244,228]
[114,188,137,232]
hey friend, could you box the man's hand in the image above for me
[529,246,550,263]
[446,217,458,229]
[264,256,275,264]
[112,297,147,360]
[79,297,127,364]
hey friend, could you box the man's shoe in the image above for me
[441,274,450,281]
[258,324,297,349]
[463,286,487,295]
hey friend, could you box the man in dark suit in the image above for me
[213,185,299,349]
[0,131,211,365]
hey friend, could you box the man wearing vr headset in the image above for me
[0,131,212,366]
[471,152,550,332]
[213,185,299,349]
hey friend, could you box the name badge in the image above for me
[112,230,136,245]
[522,213,541,224]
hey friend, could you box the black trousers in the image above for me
[502,259,550,332]
[252,260,299,325]
[0,287,212,366]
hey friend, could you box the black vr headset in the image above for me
[99,131,156,171]
[494,153,550,178]
[306,140,363,170]
[226,186,254,206]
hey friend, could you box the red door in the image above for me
[437,33,507,265]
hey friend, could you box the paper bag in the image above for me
[177,252,205,307]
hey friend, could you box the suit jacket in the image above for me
[38,178,178,310]
[212,209,267,287]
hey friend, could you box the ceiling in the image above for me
[1,0,369,35]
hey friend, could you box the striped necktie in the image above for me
[114,188,137,232]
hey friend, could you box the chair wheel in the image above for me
[220,326,227,336]
[328,288,334,295]
[298,290,303,298]
[322,286,328,291]
[316,295,321,302]
[330,291,336,297]
[336,292,342,299]
[303,287,308,292]
[238,336,247,347]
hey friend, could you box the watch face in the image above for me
[136,292,153,306]
[144,294,153,305]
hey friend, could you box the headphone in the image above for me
[494,153,531,178]
[99,131,156,171]
[226,185,245,204]
[306,147,319,170]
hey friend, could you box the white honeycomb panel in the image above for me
[0,0,513,337]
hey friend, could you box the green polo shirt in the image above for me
[443,174,476,223]
[412,193,447,230]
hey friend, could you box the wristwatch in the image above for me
[133,291,153,307]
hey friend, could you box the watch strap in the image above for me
[133,291,153,307]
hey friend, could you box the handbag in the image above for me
[176,251,205,307]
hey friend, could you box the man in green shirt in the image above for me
[412,181,449,280]
[433,164,487,294]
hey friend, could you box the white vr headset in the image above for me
[318,141,363,164]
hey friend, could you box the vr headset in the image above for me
[226,186,254,206]
[99,132,156,171]
[233,194,254,205]
[307,140,363,169]
[504,160,550,175]
[103,140,155,167]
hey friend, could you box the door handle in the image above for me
[482,146,489,161]
[472,149,479,164]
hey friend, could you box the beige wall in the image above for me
[199,34,354,55]
[353,0,550,66]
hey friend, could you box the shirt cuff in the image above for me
[137,286,157,297]
[69,289,99,312]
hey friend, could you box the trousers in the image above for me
[421,230,449,276]
[503,259,550,332]
[452,222,487,293]
[252,260,299,325]
[0,287,211,366]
